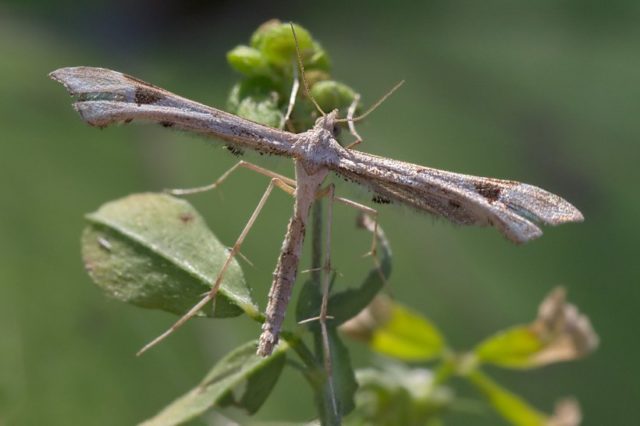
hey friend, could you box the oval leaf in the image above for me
[474,288,598,369]
[307,41,331,72]
[369,301,445,362]
[82,193,259,319]
[251,22,314,66]
[141,340,287,425]
[227,45,271,77]
[474,326,545,368]
[313,327,358,422]
[310,80,358,116]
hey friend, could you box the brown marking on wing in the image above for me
[474,182,501,202]
[225,144,244,156]
[228,124,262,140]
[372,194,392,204]
[134,87,165,105]
[332,166,480,225]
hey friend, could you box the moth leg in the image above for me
[344,81,404,150]
[280,61,300,131]
[318,190,387,286]
[314,188,380,260]
[298,185,338,328]
[137,177,294,356]
[345,93,363,150]
[355,211,388,285]
[299,190,386,326]
[166,160,296,196]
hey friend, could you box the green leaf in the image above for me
[370,301,445,362]
[467,370,548,426]
[227,45,272,77]
[307,41,331,72]
[82,193,259,319]
[251,22,314,66]
[296,213,392,326]
[140,340,287,425]
[227,80,284,128]
[230,347,287,414]
[313,328,358,424]
[310,80,358,116]
[295,277,325,326]
[474,326,545,369]
[249,20,284,51]
[474,288,598,370]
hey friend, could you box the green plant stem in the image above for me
[432,359,455,388]
[282,331,339,423]
[310,199,342,426]
[281,331,319,372]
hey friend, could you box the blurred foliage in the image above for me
[1,1,639,425]
[340,287,596,425]
[347,364,451,426]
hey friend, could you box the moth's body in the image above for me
[260,160,328,355]
[50,66,583,356]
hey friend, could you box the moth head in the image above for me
[314,109,340,137]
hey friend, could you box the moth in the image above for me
[50,66,583,356]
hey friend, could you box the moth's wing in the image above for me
[333,152,583,244]
[49,67,298,155]
[49,67,214,121]
[360,177,549,243]
[49,67,159,97]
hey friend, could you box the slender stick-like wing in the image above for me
[333,150,583,244]
[49,67,298,156]
[50,67,583,244]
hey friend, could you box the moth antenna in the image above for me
[290,22,326,117]
[336,80,405,124]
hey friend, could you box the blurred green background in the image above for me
[1,1,638,424]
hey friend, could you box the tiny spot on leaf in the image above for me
[179,212,195,224]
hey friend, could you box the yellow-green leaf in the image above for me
[251,22,313,66]
[310,80,358,116]
[475,326,544,368]
[226,45,271,77]
[467,370,548,426]
[370,301,445,361]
